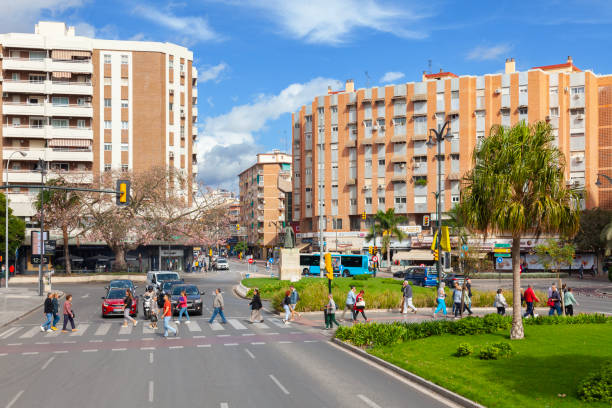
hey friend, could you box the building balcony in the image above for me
[413,133,428,141]
[447,172,461,181]
[5,193,36,217]
[2,125,46,138]
[2,79,92,95]
[390,155,407,163]
[391,174,406,182]
[3,147,93,162]
[47,170,93,183]
[361,138,374,145]
[411,93,428,102]
[2,125,93,140]
[2,80,46,94]
[346,178,356,185]
[192,87,198,98]
[391,135,406,143]
[5,170,42,183]
[2,57,92,73]
[192,106,198,117]
[46,103,93,117]
[3,102,45,116]
[345,139,356,147]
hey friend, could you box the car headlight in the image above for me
[195,299,203,303]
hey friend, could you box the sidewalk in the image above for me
[0,287,58,329]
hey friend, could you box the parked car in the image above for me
[215,258,229,271]
[395,266,440,287]
[106,279,137,294]
[101,288,138,317]
[170,284,205,315]
[442,273,465,288]
[146,271,181,290]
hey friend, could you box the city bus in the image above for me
[300,253,371,277]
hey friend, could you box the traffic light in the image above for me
[423,215,430,227]
[324,253,334,280]
[116,179,131,206]
[361,211,366,220]
[368,246,373,254]
[433,249,439,261]
[373,246,377,254]
[236,224,240,231]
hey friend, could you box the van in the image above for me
[146,271,181,290]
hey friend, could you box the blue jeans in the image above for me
[434,299,447,315]
[178,307,189,321]
[283,304,291,321]
[163,316,176,337]
[549,304,562,316]
[52,313,60,327]
[42,313,53,330]
[209,307,227,323]
[524,302,534,317]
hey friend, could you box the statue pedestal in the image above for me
[279,248,301,282]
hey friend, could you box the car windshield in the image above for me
[162,281,181,292]
[216,258,227,263]
[107,289,127,299]
[109,280,132,289]
[172,286,199,296]
[157,273,179,281]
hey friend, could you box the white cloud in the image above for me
[196,77,341,189]
[134,4,222,43]
[206,97,214,107]
[380,71,405,83]
[73,22,95,38]
[236,0,428,45]
[1,0,83,33]
[199,63,228,83]
[466,44,511,61]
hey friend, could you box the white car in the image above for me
[215,258,229,271]
[146,271,181,290]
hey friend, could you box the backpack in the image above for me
[157,296,165,309]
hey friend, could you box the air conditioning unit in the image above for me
[377,184,384,190]
[494,88,501,94]
[575,156,584,163]
[545,115,551,121]
[399,163,406,168]
[573,94,580,99]
[372,125,379,131]
[413,162,421,168]
[169,152,175,159]
[169,89,174,95]
[180,109,185,117]
[363,185,371,190]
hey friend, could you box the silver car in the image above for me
[215,258,229,270]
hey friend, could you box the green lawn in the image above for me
[368,324,612,408]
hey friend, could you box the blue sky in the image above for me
[5,0,612,190]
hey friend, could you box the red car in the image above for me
[101,288,138,317]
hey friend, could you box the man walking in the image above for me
[289,285,300,320]
[40,293,54,332]
[163,294,177,337]
[51,292,60,331]
[401,280,417,314]
[523,284,539,318]
[209,288,228,324]
[341,286,357,321]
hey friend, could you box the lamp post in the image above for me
[426,121,451,289]
[5,150,27,288]
[34,158,47,296]
[595,173,612,187]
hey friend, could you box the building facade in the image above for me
[0,21,198,221]
[292,57,610,243]
[238,151,291,258]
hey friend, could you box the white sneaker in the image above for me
[40,326,45,332]
[46,329,52,332]
[185,321,190,324]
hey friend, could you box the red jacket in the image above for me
[524,287,539,303]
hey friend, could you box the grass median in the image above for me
[241,276,547,312]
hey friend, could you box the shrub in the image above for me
[577,361,612,403]
[482,313,512,332]
[455,343,473,357]
[353,275,370,281]
[450,316,485,336]
[479,342,512,360]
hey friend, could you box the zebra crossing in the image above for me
[0,318,297,342]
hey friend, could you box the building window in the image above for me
[121,78,128,86]
[378,159,385,166]
[121,55,128,65]
[317,107,324,115]
[104,143,112,151]
[365,159,372,168]
[104,54,111,64]
[331,106,338,113]
[104,98,111,108]
[180,63,184,72]
[331,199,338,207]
[121,100,128,108]
[104,77,111,86]
[350,198,357,206]
[104,120,112,129]
[395,196,407,203]
[413,155,427,163]
[121,143,129,151]
[169,102,173,111]
[550,107,559,117]
[121,164,129,172]
[77,120,86,128]
[378,197,385,205]
[571,86,584,95]
[518,107,528,115]
[169,59,174,69]
[121,121,129,130]
[104,164,111,172]
[365,197,373,205]
[451,195,460,203]
[332,218,342,229]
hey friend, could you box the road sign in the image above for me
[248,258,254,264]
[493,248,511,253]
[44,240,56,255]
[498,253,511,258]
[494,243,511,248]
[496,257,503,264]
[372,255,378,262]
[31,255,49,265]
[461,244,468,251]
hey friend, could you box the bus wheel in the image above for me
[302,268,309,275]
[342,271,349,278]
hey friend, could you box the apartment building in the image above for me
[292,57,611,243]
[238,151,292,258]
[0,21,198,221]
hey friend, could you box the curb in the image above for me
[331,338,485,408]
[9,275,147,284]
[0,291,64,330]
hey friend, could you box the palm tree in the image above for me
[457,121,581,339]
[365,209,407,269]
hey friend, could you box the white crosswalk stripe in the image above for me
[118,325,133,335]
[94,323,111,336]
[19,326,40,338]
[0,326,22,339]
[186,321,202,332]
[227,319,247,330]
[268,319,287,328]
[209,322,224,331]
[70,324,88,336]
[142,325,157,334]
[253,322,269,329]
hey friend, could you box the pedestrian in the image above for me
[149,294,159,330]
[523,284,540,318]
[547,282,555,298]
[209,288,228,324]
[561,283,567,294]
[281,290,292,324]
[453,282,463,318]
[352,290,368,322]
[176,290,190,324]
[40,292,54,332]
[61,294,76,332]
[289,285,300,320]
[494,288,508,315]
[341,286,357,321]
[249,288,264,323]
[163,294,177,337]
[325,294,340,329]
[548,284,562,316]
[564,287,579,316]
[401,280,417,314]
[433,287,447,319]
[579,264,584,280]
[51,292,60,331]
[462,286,473,315]
[122,289,138,327]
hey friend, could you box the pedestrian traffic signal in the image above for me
[324,253,334,280]
[361,211,366,220]
[116,179,131,206]
[433,249,439,261]
[423,215,430,227]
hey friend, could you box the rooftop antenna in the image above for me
[365,71,370,88]
[428,59,432,74]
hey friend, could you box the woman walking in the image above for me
[548,284,562,316]
[564,287,579,316]
[353,290,368,322]
[494,288,509,315]
[433,287,447,319]
[325,294,341,329]
[176,290,190,324]
[452,283,463,318]
[61,294,76,332]
[51,292,60,331]
[122,289,138,327]
[249,288,264,323]
[282,290,292,324]
[40,293,54,332]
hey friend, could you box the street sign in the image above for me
[32,255,49,265]
[372,255,378,262]
[248,258,254,264]
[496,257,503,264]
[461,244,468,251]
[498,253,511,258]
[44,240,56,255]
[494,243,511,248]
[493,248,511,253]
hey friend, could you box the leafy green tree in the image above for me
[457,121,581,339]
[0,193,26,266]
[365,208,406,269]
[234,241,248,256]
[535,239,575,315]
[573,208,612,275]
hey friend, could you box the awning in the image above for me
[52,71,72,79]
[48,139,92,147]
[51,50,91,59]
[393,249,433,261]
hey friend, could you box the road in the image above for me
[0,260,453,408]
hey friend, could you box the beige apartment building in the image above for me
[292,57,612,245]
[238,151,292,258]
[0,21,198,221]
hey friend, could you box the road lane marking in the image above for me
[63,341,76,344]
[141,347,155,351]
[5,390,24,408]
[241,333,255,336]
[269,374,290,395]
[266,332,279,335]
[7,343,22,346]
[69,324,88,336]
[81,293,89,298]
[220,403,229,408]
[118,325,132,335]
[0,326,21,339]
[19,326,40,338]
[89,340,102,343]
[149,352,154,364]
[209,322,224,331]
[357,394,382,408]
[112,348,127,351]
[228,319,247,330]
[193,335,206,339]
[169,346,183,349]
[35,341,49,345]
[224,343,238,346]
[148,381,154,403]
[268,319,286,328]
[217,334,230,337]
[115,339,129,342]
[290,331,301,334]
[22,352,39,355]
[41,356,55,370]
[82,349,98,353]
[142,325,156,334]
[0,353,7,356]
[278,341,293,344]
[186,321,202,332]
[244,349,255,359]
[94,323,111,336]
[53,350,68,354]
[197,344,211,348]
[253,322,269,329]
[304,340,318,343]
[251,342,265,345]
[142,337,154,341]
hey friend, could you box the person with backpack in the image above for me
[51,292,60,331]
[523,284,540,318]
[61,294,76,332]
[176,290,190,324]
[41,292,54,332]
[401,280,417,314]
[564,287,579,316]
[289,285,300,320]
[122,289,138,327]
[494,288,509,315]
[352,290,368,322]
[249,288,264,323]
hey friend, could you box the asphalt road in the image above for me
[0,260,452,408]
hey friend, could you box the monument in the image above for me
[279,226,301,281]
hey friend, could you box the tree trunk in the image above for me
[386,245,391,271]
[63,226,71,276]
[558,271,565,316]
[112,246,127,272]
[597,251,603,276]
[510,235,524,339]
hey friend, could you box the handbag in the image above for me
[546,298,555,307]
[150,314,158,323]
[71,310,75,318]
[356,300,365,308]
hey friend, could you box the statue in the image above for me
[282,226,295,249]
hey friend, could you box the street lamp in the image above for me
[5,150,27,288]
[595,173,612,187]
[426,121,452,289]
[33,158,47,296]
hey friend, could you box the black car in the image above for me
[395,267,427,285]
[170,284,205,315]
[443,273,465,288]
[160,280,184,296]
